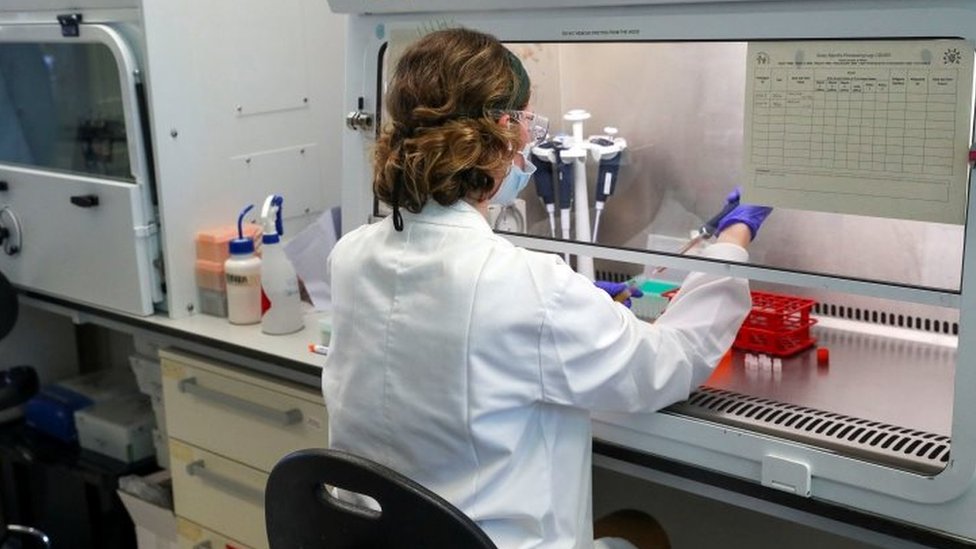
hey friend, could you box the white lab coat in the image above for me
[322,200,751,549]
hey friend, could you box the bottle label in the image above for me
[285,277,300,296]
[226,273,259,287]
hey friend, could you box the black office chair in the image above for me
[265,448,497,549]
[0,269,16,342]
[0,270,51,549]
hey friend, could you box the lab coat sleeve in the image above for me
[537,242,751,413]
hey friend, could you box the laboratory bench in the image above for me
[19,291,328,549]
[15,291,967,549]
[21,292,326,388]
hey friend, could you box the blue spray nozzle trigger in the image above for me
[261,194,285,244]
[272,195,283,237]
[230,204,255,255]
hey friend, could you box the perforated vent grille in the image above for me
[596,270,634,284]
[813,301,958,335]
[597,270,956,335]
[666,386,950,475]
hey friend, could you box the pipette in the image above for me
[592,148,622,242]
[650,191,741,275]
[590,127,626,243]
[556,144,575,243]
[531,142,558,237]
[552,148,576,264]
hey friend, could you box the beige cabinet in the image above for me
[178,516,255,549]
[161,350,327,549]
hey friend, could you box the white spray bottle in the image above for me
[259,194,304,335]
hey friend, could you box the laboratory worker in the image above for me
[322,28,771,549]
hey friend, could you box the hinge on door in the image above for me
[134,222,158,239]
[56,13,83,37]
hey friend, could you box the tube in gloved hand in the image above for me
[613,288,631,304]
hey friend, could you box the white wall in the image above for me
[0,300,79,384]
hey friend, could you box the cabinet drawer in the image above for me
[171,441,268,549]
[178,516,254,549]
[161,350,327,472]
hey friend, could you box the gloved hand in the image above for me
[594,281,644,309]
[715,187,773,240]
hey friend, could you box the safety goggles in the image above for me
[490,110,550,144]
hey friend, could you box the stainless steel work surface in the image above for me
[702,317,956,436]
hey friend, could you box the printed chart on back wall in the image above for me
[743,40,974,224]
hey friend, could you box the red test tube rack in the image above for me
[662,289,817,357]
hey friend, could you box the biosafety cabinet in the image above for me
[0,0,344,317]
[332,0,976,543]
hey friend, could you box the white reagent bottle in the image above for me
[225,204,262,324]
[259,194,304,335]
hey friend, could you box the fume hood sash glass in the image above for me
[0,42,134,182]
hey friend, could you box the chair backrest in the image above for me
[0,271,50,548]
[0,269,14,538]
[266,448,497,549]
[0,269,18,342]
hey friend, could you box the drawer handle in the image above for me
[70,194,99,208]
[186,460,264,504]
[178,377,303,426]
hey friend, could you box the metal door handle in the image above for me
[185,460,263,504]
[177,377,303,426]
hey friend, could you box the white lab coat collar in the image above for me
[400,200,494,234]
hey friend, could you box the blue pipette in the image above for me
[531,142,558,237]
[592,149,622,242]
[556,145,575,242]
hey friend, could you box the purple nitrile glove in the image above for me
[715,187,772,240]
[716,205,773,240]
[594,281,644,309]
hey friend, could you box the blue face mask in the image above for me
[491,145,537,206]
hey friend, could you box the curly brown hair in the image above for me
[373,28,530,227]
